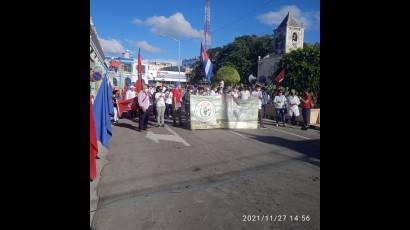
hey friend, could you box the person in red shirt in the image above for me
[172,83,183,126]
[300,89,314,130]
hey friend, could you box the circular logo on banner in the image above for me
[195,101,215,122]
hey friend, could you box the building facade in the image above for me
[90,17,108,97]
[107,52,187,89]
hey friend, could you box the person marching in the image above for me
[287,89,301,126]
[251,84,266,129]
[137,84,150,131]
[172,83,183,126]
[273,90,287,127]
[155,86,166,127]
[300,89,314,130]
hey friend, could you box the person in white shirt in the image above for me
[164,89,173,118]
[155,89,166,127]
[125,86,136,100]
[123,86,135,119]
[231,87,240,99]
[208,87,216,96]
[287,89,300,125]
[240,86,251,100]
[251,84,265,128]
[273,90,287,127]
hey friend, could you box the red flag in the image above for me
[90,98,98,180]
[116,98,135,117]
[135,48,143,93]
[274,68,285,83]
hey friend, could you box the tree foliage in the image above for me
[279,43,320,105]
[207,35,273,84]
[190,60,205,84]
[214,66,240,86]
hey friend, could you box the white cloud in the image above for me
[132,12,204,40]
[132,18,144,25]
[257,5,320,30]
[98,38,125,55]
[126,40,160,53]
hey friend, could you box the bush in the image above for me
[279,43,320,107]
[214,66,240,86]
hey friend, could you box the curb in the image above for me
[90,143,109,227]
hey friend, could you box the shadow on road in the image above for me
[234,131,320,161]
[114,122,137,131]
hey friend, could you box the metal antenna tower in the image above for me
[204,0,211,50]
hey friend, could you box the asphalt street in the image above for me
[91,117,320,230]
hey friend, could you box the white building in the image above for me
[107,52,186,88]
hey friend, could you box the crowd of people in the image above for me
[111,80,315,131]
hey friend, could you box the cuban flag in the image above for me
[200,42,213,83]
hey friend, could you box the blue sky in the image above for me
[91,0,320,64]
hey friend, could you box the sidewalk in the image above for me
[263,118,320,130]
[90,142,109,226]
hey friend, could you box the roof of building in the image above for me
[277,12,302,29]
[90,22,106,61]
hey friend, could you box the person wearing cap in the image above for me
[172,83,183,126]
[137,84,150,131]
[273,90,287,127]
[251,84,266,128]
[287,89,301,126]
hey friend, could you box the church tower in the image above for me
[273,12,304,54]
[257,12,305,83]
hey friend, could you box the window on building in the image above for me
[123,64,132,73]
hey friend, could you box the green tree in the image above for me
[190,60,205,84]
[214,66,240,86]
[207,34,273,84]
[279,43,320,106]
